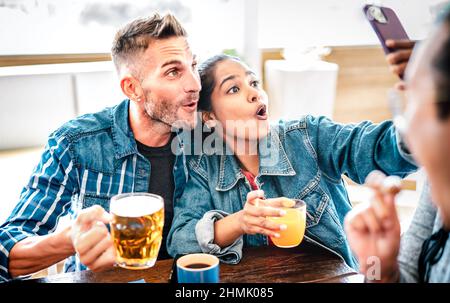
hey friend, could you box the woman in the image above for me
[167,54,417,269]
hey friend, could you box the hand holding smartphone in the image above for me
[363,5,410,54]
[363,5,414,80]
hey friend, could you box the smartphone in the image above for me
[363,5,410,55]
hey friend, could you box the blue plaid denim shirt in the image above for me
[0,99,189,282]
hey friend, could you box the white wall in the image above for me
[0,62,125,150]
[258,0,449,48]
[0,73,75,149]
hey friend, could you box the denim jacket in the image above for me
[167,116,417,270]
[0,99,189,281]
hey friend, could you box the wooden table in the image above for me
[26,241,363,283]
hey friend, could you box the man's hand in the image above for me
[385,39,416,90]
[344,171,402,282]
[238,190,294,238]
[71,205,116,272]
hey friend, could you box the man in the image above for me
[0,13,200,281]
[345,8,450,282]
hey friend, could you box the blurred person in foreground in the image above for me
[345,8,450,282]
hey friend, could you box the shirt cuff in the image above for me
[0,231,31,281]
[195,210,243,264]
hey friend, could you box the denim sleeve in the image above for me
[167,156,243,264]
[0,134,78,282]
[305,115,418,184]
[195,210,243,264]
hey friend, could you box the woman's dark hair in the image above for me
[432,8,450,120]
[198,54,241,112]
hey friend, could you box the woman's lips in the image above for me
[256,113,268,120]
[256,104,268,120]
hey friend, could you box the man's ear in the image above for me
[120,75,144,102]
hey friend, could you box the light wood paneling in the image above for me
[0,53,111,67]
[325,46,399,123]
[3,46,399,124]
[261,46,400,123]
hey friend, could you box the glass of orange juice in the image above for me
[268,199,306,248]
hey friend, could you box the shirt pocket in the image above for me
[298,187,329,228]
[297,186,345,247]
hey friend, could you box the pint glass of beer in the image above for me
[110,193,164,269]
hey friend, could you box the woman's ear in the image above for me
[202,112,217,128]
[120,75,144,103]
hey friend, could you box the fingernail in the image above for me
[273,233,280,238]
[279,210,286,216]
[283,198,295,207]
[280,224,287,231]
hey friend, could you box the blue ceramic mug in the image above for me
[176,254,220,283]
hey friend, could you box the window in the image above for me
[0,0,245,57]
[257,0,446,49]
[1,0,448,57]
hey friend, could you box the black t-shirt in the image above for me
[136,136,175,260]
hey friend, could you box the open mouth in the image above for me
[256,104,268,120]
[183,101,198,112]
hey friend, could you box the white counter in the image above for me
[264,59,339,121]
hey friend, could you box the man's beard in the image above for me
[143,93,198,130]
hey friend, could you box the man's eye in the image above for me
[167,70,179,77]
[192,62,198,70]
[227,86,239,94]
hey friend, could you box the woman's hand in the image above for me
[344,171,402,282]
[238,190,294,238]
[385,39,416,90]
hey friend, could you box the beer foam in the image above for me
[110,195,163,217]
